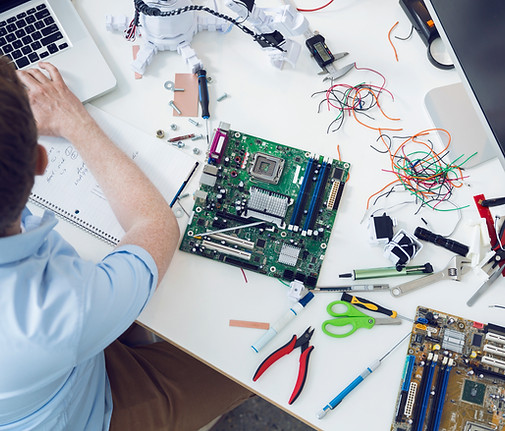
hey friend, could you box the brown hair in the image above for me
[0,56,38,235]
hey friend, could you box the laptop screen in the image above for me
[0,1,32,14]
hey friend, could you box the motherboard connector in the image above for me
[209,122,230,164]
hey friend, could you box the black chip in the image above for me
[295,273,306,282]
[197,219,205,226]
[306,276,317,287]
[332,167,344,180]
[283,269,295,281]
[472,333,483,347]
[256,239,266,248]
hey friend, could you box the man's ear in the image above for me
[35,144,48,175]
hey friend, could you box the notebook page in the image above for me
[30,104,196,245]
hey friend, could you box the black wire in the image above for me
[394,25,414,41]
[133,0,285,51]
[371,134,392,153]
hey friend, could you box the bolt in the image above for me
[156,129,165,139]
[217,93,228,102]
[191,134,204,141]
[188,118,200,126]
[170,123,178,131]
[169,100,181,115]
[193,147,201,155]
[172,141,185,148]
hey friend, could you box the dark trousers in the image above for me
[104,340,252,431]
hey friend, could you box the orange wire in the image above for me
[366,178,401,209]
[350,88,402,132]
[388,22,399,62]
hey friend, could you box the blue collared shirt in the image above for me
[0,209,158,430]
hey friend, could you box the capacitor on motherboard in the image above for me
[238,181,244,191]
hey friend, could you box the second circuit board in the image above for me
[179,122,350,287]
[391,307,505,431]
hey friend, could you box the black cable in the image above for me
[132,0,285,51]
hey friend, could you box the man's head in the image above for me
[0,56,39,236]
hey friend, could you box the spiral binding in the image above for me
[29,193,120,246]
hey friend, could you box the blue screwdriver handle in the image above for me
[197,69,210,119]
[317,359,380,419]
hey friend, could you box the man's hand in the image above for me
[17,62,93,139]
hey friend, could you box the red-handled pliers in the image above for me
[252,327,315,404]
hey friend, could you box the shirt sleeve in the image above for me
[76,244,158,361]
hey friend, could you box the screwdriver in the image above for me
[316,332,411,419]
[196,68,210,145]
[340,292,413,322]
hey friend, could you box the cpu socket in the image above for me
[249,152,284,184]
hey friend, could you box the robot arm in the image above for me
[225,0,308,69]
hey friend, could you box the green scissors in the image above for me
[322,301,401,338]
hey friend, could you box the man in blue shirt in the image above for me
[0,57,250,430]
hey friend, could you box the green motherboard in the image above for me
[179,123,350,288]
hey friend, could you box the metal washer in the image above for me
[164,80,175,91]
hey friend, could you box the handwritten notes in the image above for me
[30,105,196,244]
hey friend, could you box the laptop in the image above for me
[0,0,116,102]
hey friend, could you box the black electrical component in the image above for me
[398,0,454,70]
[305,34,335,68]
[414,226,469,256]
[399,0,438,46]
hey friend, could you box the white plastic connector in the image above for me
[287,280,307,301]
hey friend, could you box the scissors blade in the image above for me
[373,318,402,326]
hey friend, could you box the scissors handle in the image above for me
[322,301,375,338]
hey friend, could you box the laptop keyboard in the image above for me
[0,3,69,69]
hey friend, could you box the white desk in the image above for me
[31,0,505,429]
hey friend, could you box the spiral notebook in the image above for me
[29,104,196,245]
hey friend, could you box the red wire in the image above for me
[297,0,335,12]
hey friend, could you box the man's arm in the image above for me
[17,62,178,281]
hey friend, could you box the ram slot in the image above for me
[289,157,315,231]
[411,353,437,431]
[395,355,416,422]
[305,161,331,234]
[302,160,329,235]
[431,359,453,431]
[201,240,251,260]
[426,357,448,431]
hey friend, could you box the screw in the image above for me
[193,147,201,155]
[171,141,185,148]
[191,134,204,141]
[156,129,165,139]
[169,100,181,115]
[217,93,228,102]
[170,123,178,131]
[188,118,200,126]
